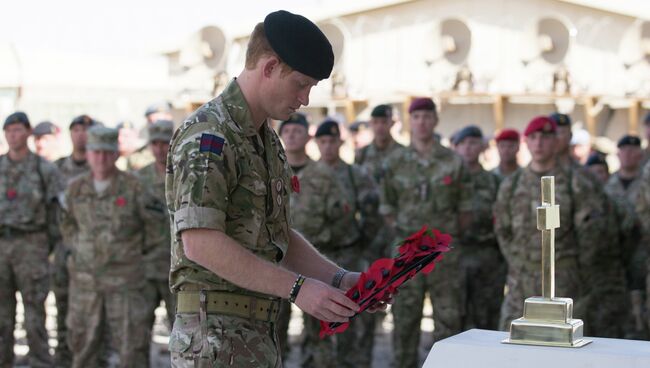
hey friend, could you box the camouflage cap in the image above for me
[148,119,174,143]
[86,126,119,152]
[32,121,59,137]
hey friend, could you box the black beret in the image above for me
[33,121,59,137]
[617,135,641,148]
[644,112,650,125]
[349,121,368,133]
[4,111,30,129]
[278,113,309,135]
[452,125,483,145]
[264,10,334,80]
[371,104,392,118]
[69,115,96,130]
[585,152,608,167]
[549,112,571,127]
[315,120,340,138]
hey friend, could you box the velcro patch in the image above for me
[199,134,226,156]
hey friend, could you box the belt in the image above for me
[176,291,281,322]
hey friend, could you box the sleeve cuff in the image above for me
[173,206,226,234]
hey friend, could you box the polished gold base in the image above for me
[502,297,592,348]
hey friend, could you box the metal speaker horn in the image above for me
[440,19,472,65]
[179,26,227,70]
[621,21,650,69]
[537,18,570,64]
[319,22,346,70]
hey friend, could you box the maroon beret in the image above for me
[524,116,556,137]
[408,97,436,114]
[495,129,520,142]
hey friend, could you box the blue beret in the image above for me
[3,111,30,129]
[452,125,483,145]
[279,113,309,134]
[617,135,641,148]
[315,120,340,138]
[549,112,571,127]
[264,10,334,80]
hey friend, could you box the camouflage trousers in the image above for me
[276,300,291,361]
[169,313,282,368]
[499,262,585,331]
[143,278,176,333]
[51,242,72,368]
[392,251,465,368]
[0,231,52,368]
[459,244,506,331]
[66,279,149,368]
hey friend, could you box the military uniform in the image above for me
[636,162,650,334]
[0,151,60,368]
[381,142,472,368]
[116,144,154,172]
[494,164,624,335]
[460,168,505,331]
[135,163,175,337]
[166,80,292,368]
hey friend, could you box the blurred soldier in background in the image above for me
[33,120,61,161]
[134,120,176,356]
[549,112,577,168]
[452,125,505,331]
[0,112,61,368]
[641,113,650,168]
[636,160,650,334]
[116,120,153,171]
[585,152,610,183]
[492,129,520,180]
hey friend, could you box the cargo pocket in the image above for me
[169,314,198,364]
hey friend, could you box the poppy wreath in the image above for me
[319,225,452,338]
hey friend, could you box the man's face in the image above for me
[555,126,571,154]
[70,124,88,152]
[410,110,437,140]
[146,112,173,124]
[262,61,318,121]
[315,135,341,164]
[526,132,556,164]
[3,124,31,152]
[618,145,642,171]
[280,124,309,153]
[496,140,520,165]
[454,136,483,164]
[87,150,119,178]
[118,127,140,154]
[369,116,393,142]
[34,134,58,159]
[150,140,170,166]
[588,164,609,183]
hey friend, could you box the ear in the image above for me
[262,57,281,78]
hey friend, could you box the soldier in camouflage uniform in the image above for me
[494,116,622,335]
[33,121,61,162]
[605,135,647,339]
[452,126,505,331]
[116,120,154,172]
[134,120,177,354]
[52,114,95,367]
[166,12,378,368]
[492,129,520,181]
[60,126,164,367]
[637,161,650,333]
[312,120,381,368]
[640,113,650,168]
[381,98,472,368]
[0,112,61,368]
[549,113,579,169]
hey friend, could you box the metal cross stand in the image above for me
[502,176,591,347]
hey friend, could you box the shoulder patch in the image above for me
[199,134,226,156]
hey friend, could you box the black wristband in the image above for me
[289,274,306,303]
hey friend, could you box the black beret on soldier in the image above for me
[278,113,309,135]
[371,104,392,118]
[315,120,340,138]
[3,111,30,129]
[264,10,334,80]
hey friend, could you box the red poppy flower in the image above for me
[115,196,127,207]
[6,189,17,201]
[291,175,300,193]
[442,175,453,185]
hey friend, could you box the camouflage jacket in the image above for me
[355,139,405,184]
[328,159,381,250]
[636,162,650,249]
[604,172,641,237]
[165,79,292,297]
[290,159,347,249]
[380,142,472,239]
[116,144,154,172]
[135,163,171,281]
[0,152,62,236]
[461,168,500,247]
[494,164,610,276]
[491,166,520,183]
[55,155,90,187]
[60,171,164,290]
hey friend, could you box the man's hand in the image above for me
[337,272,394,313]
[295,278,359,323]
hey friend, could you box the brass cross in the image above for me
[536,176,560,299]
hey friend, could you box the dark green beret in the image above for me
[452,125,483,145]
[549,112,571,127]
[264,10,334,80]
[617,135,641,148]
[315,120,340,138]
[3,111,30,129]
[371,104,392,118]
[279,113,309,135]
